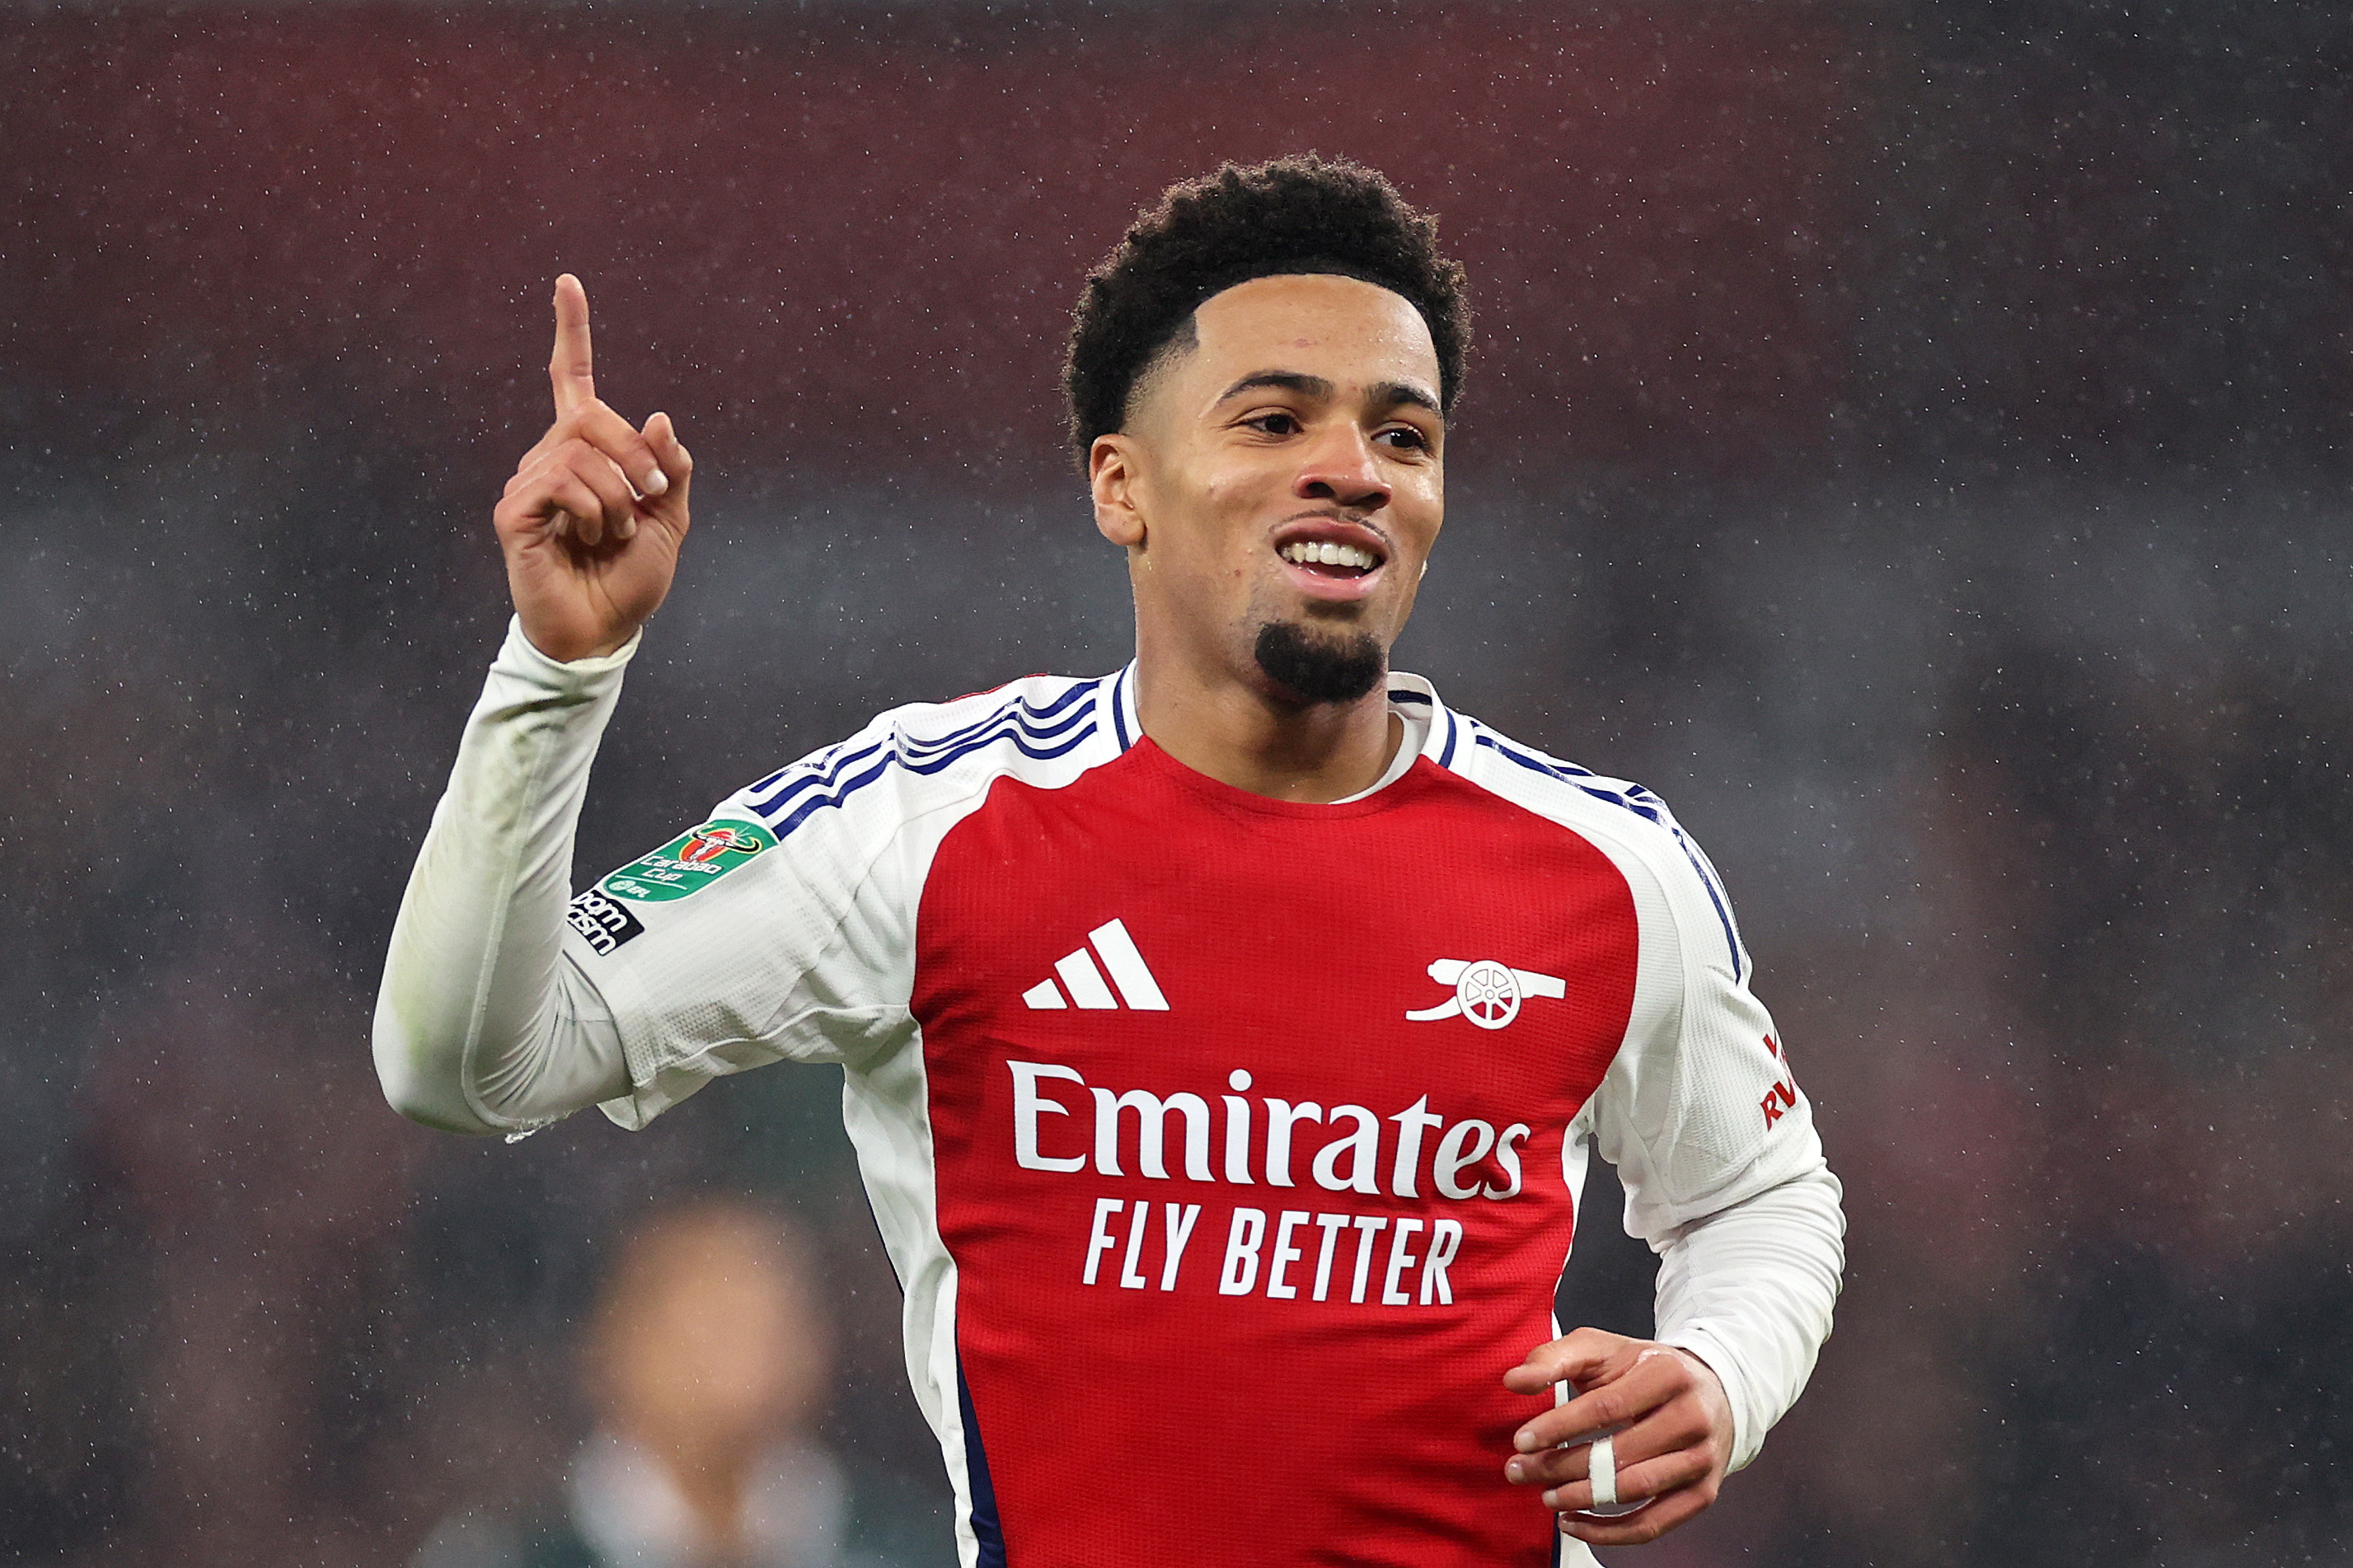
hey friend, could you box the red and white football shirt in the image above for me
[569,666,1827,1567]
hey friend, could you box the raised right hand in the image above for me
[493,274,693,662]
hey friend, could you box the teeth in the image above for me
[1281,541,1378,570]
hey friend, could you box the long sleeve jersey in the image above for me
[376,620,1846,1568]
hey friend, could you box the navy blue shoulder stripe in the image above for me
[897,680,1096,759]
[745,684,1094,817]
[898,695,1094,762]
[1470,728,1744,976]
[742,688,1100,840]
[743,676,1082,803]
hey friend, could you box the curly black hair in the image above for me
[1063,155,1469,469]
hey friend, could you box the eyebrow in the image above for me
[1371,380,1443,417]
[1215,371,1444,419]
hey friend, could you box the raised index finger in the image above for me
[549,273,594,416]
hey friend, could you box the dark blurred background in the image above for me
[3,2,2349,1564]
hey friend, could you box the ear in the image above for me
[1090,433,1147,550]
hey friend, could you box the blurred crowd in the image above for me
[4,4,2348,1565]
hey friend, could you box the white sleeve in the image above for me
[1585,829,1845,1472]
[576,706,938,1130]
[372,618,636,1135]
[1650,1164,1844,1472]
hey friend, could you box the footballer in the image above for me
[377,157,1844,1566]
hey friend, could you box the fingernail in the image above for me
[643,469,668,497]
[1506,1458,1528,1482]
[620,516,638,541]
[1542,1489,1561,1509]
[1514,1430,1541,1453]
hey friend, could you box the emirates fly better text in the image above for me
[1007,1060,1537,1308]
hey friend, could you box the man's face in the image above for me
[587,1219,831,1459]
[1091,272,1446,705]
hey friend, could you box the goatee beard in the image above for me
[1254,621,1387,705]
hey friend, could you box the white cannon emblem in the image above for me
[1405,959,1568,1030]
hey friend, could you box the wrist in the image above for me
[1662,1344,1738,1470]
[1666,1344,1724,1396]
[505,615,642,676]
[517,620,642,666]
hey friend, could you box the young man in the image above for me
[377,157,1844,1566]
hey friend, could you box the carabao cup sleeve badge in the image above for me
[600,818,778,903]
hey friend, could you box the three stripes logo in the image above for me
[1023,919,1169,1012]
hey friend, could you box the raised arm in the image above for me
[373,277,693,1135]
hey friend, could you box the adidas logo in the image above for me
[1023,919,1169,1011]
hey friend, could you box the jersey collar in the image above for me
[1385,669,1465,772]
[1102,662,1461,772]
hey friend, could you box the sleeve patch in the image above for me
[566,888,647,956]
[600,818,777,903]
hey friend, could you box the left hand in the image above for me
[1501,1327,1735,1547]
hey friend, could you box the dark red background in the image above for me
[7,9,2350,1566]
[5,6,1853,478]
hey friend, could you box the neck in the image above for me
[1132,645,1402,803]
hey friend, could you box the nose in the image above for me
[1291,425,1390,513]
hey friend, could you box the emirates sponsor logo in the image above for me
[1008,1059,1515,1309]
[1006,1061,1526,1202]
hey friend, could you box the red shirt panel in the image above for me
[915,739,1641,1566]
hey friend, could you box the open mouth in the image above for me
[1271,517,1390,587]
[1277,539,1381,578]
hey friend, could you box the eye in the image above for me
[1244,411,1302,437]
[1376,424,1432,452]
